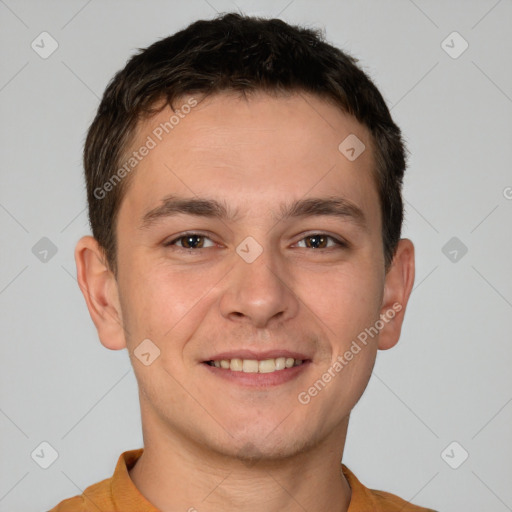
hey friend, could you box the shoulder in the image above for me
[46,449,144,512]
[46,476,113,512]
[369,488,438,511]
[342,465,438,512]
[47,494,85,512]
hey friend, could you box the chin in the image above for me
[210,427,317,464]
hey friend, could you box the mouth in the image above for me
[205,356,307,374]
[202,352,312,387]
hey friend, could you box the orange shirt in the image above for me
[48,449,437,511]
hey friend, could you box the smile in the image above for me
[206,357,305,373]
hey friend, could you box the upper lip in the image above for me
[204,349,311,361]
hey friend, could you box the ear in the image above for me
[74,236,127,350]
[377,238,415,350]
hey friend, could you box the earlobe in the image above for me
[74,236,127,351]
[377,239,415,350]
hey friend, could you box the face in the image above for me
[89,91,406,461]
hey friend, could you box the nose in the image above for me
[219,244,300,329]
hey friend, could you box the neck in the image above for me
[129,407,352,512]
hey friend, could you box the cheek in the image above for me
[300,262,383,342]
[119,260,221,345]
[315,262,382,405]
[294,339,377,438]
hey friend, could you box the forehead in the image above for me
[118,91,380,231]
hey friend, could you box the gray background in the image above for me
[1,0,511,510]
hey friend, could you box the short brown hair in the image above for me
[84,12,407,274]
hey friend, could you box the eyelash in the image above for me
[164,232,348,251]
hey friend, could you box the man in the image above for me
[49,12,437,512]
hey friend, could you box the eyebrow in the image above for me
[140,194,367,231]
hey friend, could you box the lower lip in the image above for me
[202,361,311,387]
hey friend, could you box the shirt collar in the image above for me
[111,449,159,511]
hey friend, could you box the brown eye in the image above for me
[166,233,215,249]
[297,234,345,249]
[305,234,328,249]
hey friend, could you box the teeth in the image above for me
[230,358,243,372]
[275,357,286,370]
[209,357,306,373]
[242,359,259,373]
[258,359,276,373]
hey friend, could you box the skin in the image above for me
[75,91,415,511]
